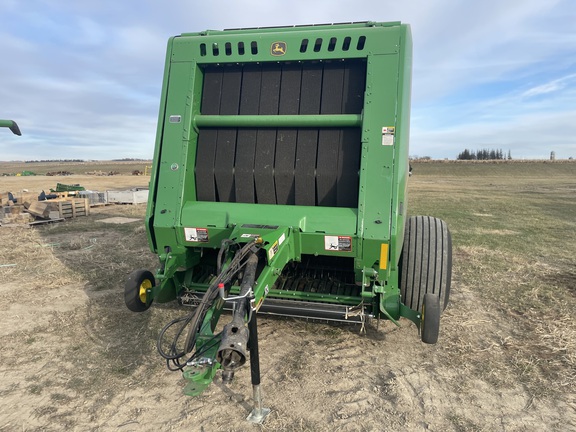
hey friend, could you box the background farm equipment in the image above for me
[126,21,452,422]
[0,119,21,136]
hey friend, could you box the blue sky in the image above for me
[1,0,575,160]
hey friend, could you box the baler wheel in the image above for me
[125,269,155,312]
[399,216,452,312]
[421,293,440,344]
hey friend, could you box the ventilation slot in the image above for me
[225,42,232,56]
[251,41,258,55]
[238,42,245,55]
[200,43,207,57]
[328,37,337,52]
[356,36,366,51]
[212,43,219,56]
[300,39,309,53]
[342,37,351,51]
[314,38,323,52]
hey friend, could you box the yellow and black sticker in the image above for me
[271,41,287,56]
[268,240,279,260]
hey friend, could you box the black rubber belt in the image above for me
[195,69,222,201]
[214,66,242,202]
[254,64,281,204]
[294,63,322,206]
[274,64,301,205]
[234,64,261,203]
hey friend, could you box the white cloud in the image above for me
[521,74,576,98]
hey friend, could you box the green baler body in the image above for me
[146,22,413,321]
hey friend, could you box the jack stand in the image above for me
[246,308,270,424]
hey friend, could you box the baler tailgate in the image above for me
[195,60,365,207]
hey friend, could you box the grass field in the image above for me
[0,160,152,176]
[0,160,575,431]
[411,161,576,397]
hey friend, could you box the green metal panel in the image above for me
[194,114,362,128]
[172,23,402,64]
[179,202,358,234]
[390,25,413,271]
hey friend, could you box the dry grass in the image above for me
[1,160,575,430]
[0,160,152,176]
[410,161,576,399]
[0,226,77,289]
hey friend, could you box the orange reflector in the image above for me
[380,243,389,270]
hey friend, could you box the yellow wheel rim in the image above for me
[421,303,426,326]
[139,279,152,303]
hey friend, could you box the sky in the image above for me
[1,0,575,161]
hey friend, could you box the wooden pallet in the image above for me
[53,198,90,218]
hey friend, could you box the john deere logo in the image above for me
[271,41,287,56]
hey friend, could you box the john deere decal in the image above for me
[271,41,287,56]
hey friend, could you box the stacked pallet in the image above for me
[51,198,90,218]
[1,205,33,225]
[27,198,90,220]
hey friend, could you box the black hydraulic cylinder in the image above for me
[248,306,260,386]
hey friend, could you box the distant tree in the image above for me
[508,150,512,160]
[458,148,507,160]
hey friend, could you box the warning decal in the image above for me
[382,126,395,146]
[324,235,352,252]
[241,233,260,239]
[184,227,209,242]
[268,240,279,261]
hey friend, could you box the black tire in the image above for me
[125,269,155,312]
[421,293,440,344]
[399,216,452,312]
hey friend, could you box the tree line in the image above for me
[25,159,84,163]
[457,149,512,160]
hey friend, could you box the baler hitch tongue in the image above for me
[216,253,258,373]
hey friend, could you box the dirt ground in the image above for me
[1,170,575,431]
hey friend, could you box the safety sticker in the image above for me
[184,227,209,242]
[268,240,279,261]
[382,126,395,146]
[324,235,352,252]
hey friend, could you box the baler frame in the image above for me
[125,21,452,423]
